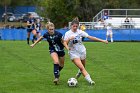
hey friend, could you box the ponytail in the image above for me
[71,17,79,26]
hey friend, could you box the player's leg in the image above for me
[56,51,65,81]
[110,33,113,42]
[50,52,60,84]
[76,59,85,79]
[72,58,95,85]
[36,31,41,43]
[59,56,64,71]
[106,34,109,41]
[36,31,39,38]
[32,29,37,43]
[27,31,30,45]
[58,51,65,72]
[37,32,41,38]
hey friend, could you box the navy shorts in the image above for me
[49,50,65,57]
[37,31,40,33]
[27,29,33,32]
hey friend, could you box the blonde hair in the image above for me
[46,22,55,29]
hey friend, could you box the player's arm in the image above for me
[87,36,108,44]
[63,39,69,50]
[27,21,31,26]
[34,23,37,30]
[63,36,75,50]
[30,36,44,48]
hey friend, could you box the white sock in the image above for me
[111,38,113,42]
[85,74,93,83]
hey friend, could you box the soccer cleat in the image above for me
[53,78,59,85]
[90,80,95,85]
[27,42,29,45]
[75,72,82,79]
[27,38,30,45]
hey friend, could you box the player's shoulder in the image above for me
[78,29,86,34]
[55,30,60,34]
[65,30,72,35]
[43,31,49,36]
[77,29,83,32]
[55,31,63,36]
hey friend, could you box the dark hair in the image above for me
[71,17,79,26]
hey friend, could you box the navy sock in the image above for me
[32,35,37,43]
[54,64,60,78]
[59,66,63,72]
[34,35,37,40]
[27,38,30,44]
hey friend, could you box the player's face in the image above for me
[37,19,40,23]
[71,24,78,32]
[48,26,55,35]
[29,14,33,18]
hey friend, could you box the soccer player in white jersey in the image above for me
[106,23,113,42]
[63,19,108,85]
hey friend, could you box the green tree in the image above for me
[1,0,140,27]
[10,0,39,6]
[39,0,74,28]
[0,0,11,23]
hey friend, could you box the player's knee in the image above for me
[54,61,59,64]
[79,67,85,72]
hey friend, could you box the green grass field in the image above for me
[0,41,140,93]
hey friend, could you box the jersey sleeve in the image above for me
[64,32,69,40]
[81,30,89,37]
[58,32,63,39]
[43,33,47,38]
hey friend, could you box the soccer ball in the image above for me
[67,78,78,87]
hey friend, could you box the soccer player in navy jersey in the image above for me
[35,19,42,39]
[30,22,65,85]
[26,14,37,45]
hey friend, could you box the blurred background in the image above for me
[0,0,140,28]
[0,0,140,41]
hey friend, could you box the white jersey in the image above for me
[64,29,89,60]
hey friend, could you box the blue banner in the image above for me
[0,28,140,41]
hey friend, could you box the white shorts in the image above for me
[69,50,86,60]
[106,31,113,36]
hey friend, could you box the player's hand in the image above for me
[66,46,71,51]
[67,48,71,54]
[68,47,71,50]
[69,36,75,40]
[30,44,35,48]
[104,40,108,44]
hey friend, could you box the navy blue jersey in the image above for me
[27,18,35,29]
[43,31,64,52]
[36,22,41,31]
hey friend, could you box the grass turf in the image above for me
[0,41,140,93]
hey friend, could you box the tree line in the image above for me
[1,0,140,28]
